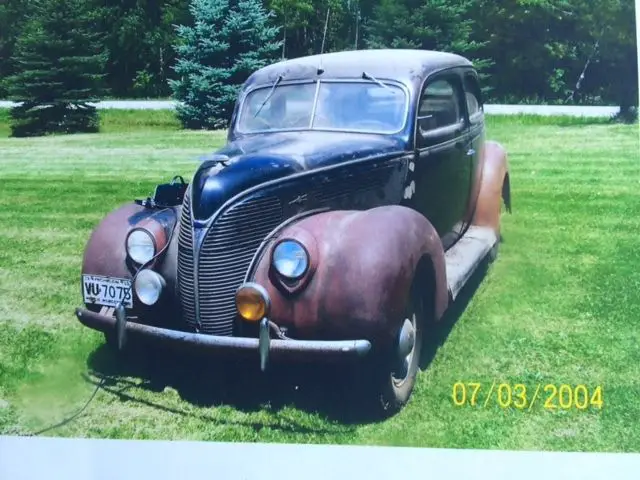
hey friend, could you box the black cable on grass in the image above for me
[24,208,179,436]
[28,377,107,436]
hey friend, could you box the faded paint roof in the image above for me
[243,49,473,89]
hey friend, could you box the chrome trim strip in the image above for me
[184,183,203,331]
[191,226,205,331]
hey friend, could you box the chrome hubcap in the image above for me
[392,314,416,385]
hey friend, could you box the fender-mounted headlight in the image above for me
[271,239,309,280]
[126,228,156,265]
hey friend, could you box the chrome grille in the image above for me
[196,196,284,335]
[177,188,197,328]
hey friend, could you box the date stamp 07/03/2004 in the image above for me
[451,382,604,411]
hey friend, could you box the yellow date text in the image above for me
[451,382,603,411]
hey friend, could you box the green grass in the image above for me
[0,110,638,451]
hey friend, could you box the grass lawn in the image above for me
[0,109,638,451]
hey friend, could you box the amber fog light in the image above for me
[235,283,270,322]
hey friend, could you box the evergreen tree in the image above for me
[170,0,282,130]
[0,0,34,98]
[5,0,108,137]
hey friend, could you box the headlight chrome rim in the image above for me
[134,269,165,306]
[271,239,310,281]
[126,228,157,265]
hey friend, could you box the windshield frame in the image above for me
[234,78,411,136]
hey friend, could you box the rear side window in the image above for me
[463,74,483,122]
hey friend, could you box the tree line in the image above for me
[0,0,637,134]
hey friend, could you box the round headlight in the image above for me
[126,229,156,265]
[134,269,165,306]
[272,240,309,280]
[235,283,270,322]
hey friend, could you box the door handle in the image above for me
[466,148,475,156]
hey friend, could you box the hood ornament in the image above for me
[288,194,307,206]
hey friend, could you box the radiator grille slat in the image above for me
[177,188,196,326]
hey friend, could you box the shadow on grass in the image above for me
[420,255,494,370]
[86,255,493,430]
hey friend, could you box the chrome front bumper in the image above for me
[75,308,372,367]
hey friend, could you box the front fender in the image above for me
[249,205,449,346]
[81,202,179,314]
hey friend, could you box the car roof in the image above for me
[242,49,474,89]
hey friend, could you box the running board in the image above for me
[445,226,498,301]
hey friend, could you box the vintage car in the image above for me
[76,49,511,413]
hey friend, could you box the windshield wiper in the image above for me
[254,74,284,117]
[362,71,395,93]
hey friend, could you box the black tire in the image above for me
[362,275,427,416]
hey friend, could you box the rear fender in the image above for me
[471,140,511,233]
[249,205,449,347]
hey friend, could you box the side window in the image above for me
[416,77,464,148]
[463,73,483,123]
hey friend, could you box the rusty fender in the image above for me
[81,202,179,315]
[250,205,449,348]
[470,140,511,234]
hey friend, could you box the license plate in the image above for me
[82,274,133,308]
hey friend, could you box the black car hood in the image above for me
[218,131,405,169]
[190,131,405,222]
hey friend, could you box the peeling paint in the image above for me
[403,180,416,199]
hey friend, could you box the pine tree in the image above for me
[170,0,282,130]
[6,0,108,137]
[0,0,34,98]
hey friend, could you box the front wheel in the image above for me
[362,278,426,415]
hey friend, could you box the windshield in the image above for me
[236,81,408,134]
